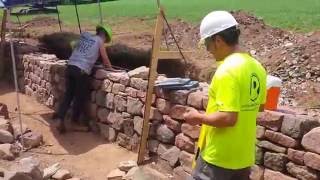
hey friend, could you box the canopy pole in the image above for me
[97,0,103,24]
[74,0,81,33]
[7,8,25,149]
[56,5,62,32]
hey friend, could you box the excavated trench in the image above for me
[38,32,186,77]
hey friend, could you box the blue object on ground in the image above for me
[155,78,199,90]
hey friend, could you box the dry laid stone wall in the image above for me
[23,54,320,179]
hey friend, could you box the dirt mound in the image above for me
[162,11,320,108]
[38,32,79,59]
[24,17,59,28]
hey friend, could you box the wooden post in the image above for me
[137,9,164,165]
[0,9,8,79]
[137,7,190,164]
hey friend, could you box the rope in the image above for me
[56,5,62,32]
[97,0,103,24]
[156,0,187,67]
[160,10,187,68]
[74,0,82,33]
[7,9,25,149]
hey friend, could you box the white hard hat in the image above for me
[200,11,238,41]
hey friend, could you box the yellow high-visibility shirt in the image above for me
[200,53,267,169]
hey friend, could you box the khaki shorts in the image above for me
[191,156,250,180]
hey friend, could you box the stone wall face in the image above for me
[23,54,320,179]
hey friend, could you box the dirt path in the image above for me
[0,83,137,180]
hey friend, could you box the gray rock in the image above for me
[173,166,191,180]
[255,147,264,165]
[287,148,305,165]
[97,108,110,123]
[157,143,173,156]
[130,78,148,91]
[106,93,115,109]
[156,98,171,114]
[170,90,190,105]
[102,79,113,92]
[264,169,296,180]
[257,140,286,153]
[0,129,13,143]
[179,151,193,173]
[160,146,181,167]
[21,132,43,149]
[257,111,284,131]
[0,117,11,132]
[118,160,138,172]
[128,66,149,80]
[107,168,125,180]
[163,115,181,133]
[123,119,134,137]
[112,83,126,94]
[175,133,195,154]
[187,91,204,109]
[264,152,288,172]
[286,162,319,180]
[5,157,43,180]
[114,95,127,112]
[181,123,200,139]
[95,91,106,107]
[281,114,319,139]
[0,144,15,160]
[133,116,143,135]
[147,139,159,153]
[256,125,265,139]
[301,127,320,154]
[52,169,72,180]
[250,165,264,180]
[156,125,175,144]
[127,97,143,115]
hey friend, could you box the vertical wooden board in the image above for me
[137,11,164,164]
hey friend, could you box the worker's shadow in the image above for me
[39,112,107,156]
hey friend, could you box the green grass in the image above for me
[7,0,320,31]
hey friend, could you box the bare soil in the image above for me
[0,82,137,180]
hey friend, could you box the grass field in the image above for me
[7,0,320,31]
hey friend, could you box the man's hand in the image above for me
[183,108,203,126]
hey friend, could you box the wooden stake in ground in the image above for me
[137,7,190,165]
[0,9,8,79]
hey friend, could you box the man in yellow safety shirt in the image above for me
[184,11,267,180]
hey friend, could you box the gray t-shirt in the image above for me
[68,32,103,74]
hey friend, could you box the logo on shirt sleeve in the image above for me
[250,73,260,102]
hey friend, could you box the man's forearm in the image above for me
[198,112,238,127]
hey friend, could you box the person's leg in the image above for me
[71,70,90,131]
[56,66,76,133]
[230,167,250,180]
[192,156,234,180]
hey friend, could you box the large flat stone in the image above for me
[301,127,320,154]
[286,162,319,180]
[156,125,175,144]
[160,146,181,167]
[257,140,286,153]
[304,152,320,171]
[257,111,284,131]
[181,123,200,139]
[263,169,297,180]
[287,148,305,165]
[265,130,298,148]
[175,133,195,154]
[264,152,288,172]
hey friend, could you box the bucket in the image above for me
[265,75,282,111]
